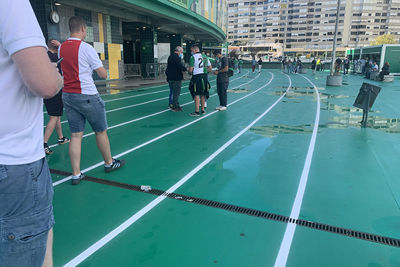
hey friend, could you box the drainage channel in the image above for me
[50,168,400,248]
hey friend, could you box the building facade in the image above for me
[227,0,400,55]
[30,0,228,79]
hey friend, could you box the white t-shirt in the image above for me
[189,53,211,75]
[59,38,103,95]
[0,0,47,165]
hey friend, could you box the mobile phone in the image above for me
[56,57,63,65]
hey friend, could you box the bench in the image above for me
[383,75,394,82]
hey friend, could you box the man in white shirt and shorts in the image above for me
[0,1,63,266]
[60,16,125,185]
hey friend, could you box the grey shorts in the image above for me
[62,92,108,133]
[0,158,54,267]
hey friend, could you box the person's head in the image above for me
[213,49,222,58]
[69,16,87,40]
[191,45,200,54]
[47,39,58,53]
[385,62,390,66]
[174,46,183,55]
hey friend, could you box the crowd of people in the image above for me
[282,57,304,74]
[165,46,232,115]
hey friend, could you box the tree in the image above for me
[370,34,398,45]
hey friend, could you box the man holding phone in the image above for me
[0,0,63,266]
[43,39,70,155]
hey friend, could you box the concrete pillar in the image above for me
[140,27,158,77]
[170,34,182,55]
[30,0,61,41]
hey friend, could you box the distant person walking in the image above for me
[238,57,243,73]
[234,57,239,72]
[188,45,211,116]
[343,57,350,75]
[60,16,125,185]
[166,46,187,112]
[251,57,257,73]
[214,50,230,111]
[311,58,317,73]
[316,58,321,71]
[43,39,70,155]
[258,57,263,73]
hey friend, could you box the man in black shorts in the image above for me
[43,39,70,154]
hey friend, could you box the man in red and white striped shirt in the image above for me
[60,16,125,185]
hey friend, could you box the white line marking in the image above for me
[53,72,264,187]
[44,75,242,127]
[48,72,250,148]
[274,74,321,267]
[63,73,290,267]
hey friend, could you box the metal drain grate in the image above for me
[50,169,400,248]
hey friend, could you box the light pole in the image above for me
[326,0,343,86]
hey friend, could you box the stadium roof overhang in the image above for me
[57,0,226,42]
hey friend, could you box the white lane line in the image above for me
[48,72,250,148]
[274,74,321,267]
[42,75,224,114]
[44,75,243,127]
[53,72,265,187]
[63,73,290,267]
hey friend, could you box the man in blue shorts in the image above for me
[0,1,64,266]
[60,16,126,185]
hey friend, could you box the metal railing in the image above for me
[124,64,141,78]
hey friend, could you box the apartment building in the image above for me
[227,0,400,55]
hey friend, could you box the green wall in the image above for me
[121,0,226,42]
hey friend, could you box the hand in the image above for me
[51,40,61,48]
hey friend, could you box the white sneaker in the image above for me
[215,106,222,110]
[219,106,227,111]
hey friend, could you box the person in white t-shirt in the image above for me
[60,16,126,185]
[0,0,63,266]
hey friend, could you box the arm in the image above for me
[95,67,107,79]
[86,43,107,79]
[12,46,63,99]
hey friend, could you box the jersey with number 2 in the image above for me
[190,53,210,75]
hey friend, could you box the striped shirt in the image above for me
[59,38,103,95]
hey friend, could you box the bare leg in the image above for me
[194,96,200,113]
[55,117,63,139]
[201,96,205,112]
[41,228,53,267]
[44,116,59,143]
[95,130,113,165]
[69,132,83,176]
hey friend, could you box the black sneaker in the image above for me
[58,137,70,145]
[201,110,206,114]
[104,158,126,173]
[189,111,200,117]
[44,143,53,155]
[71,173,85,185]
[168,104,174,109]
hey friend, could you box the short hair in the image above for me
[213,49,221,55]
[191,45,200,52]
[69,16,86,33]
[174,46,183,52]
